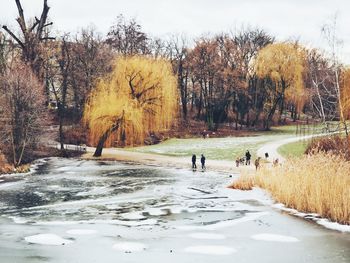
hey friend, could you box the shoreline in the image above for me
[82,148,255,175]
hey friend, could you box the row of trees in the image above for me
[1,0,349,165]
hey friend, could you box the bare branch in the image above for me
[2,25,25,49]
[29,17,41,32]
[36,0,50,39]
[40,36,56,41]
[15,0,27,34]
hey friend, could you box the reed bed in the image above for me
[230,153,350,225]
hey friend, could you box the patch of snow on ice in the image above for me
[273,203,350,233]
[25,234,73,245]
[169,207,183,214]
[251,233,299,242]
[112,242,147,252]
[317,219,350,233]
[66,229,97,235]
[184,245,236,255]
[146,208,168,216]
[223,187,274,206]
[120,212,146,220]
[188,233,226,240]
[9,216,27,224]
[178,211,269,231]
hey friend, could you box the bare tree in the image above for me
[166,35,190,119]
[2,0,54,79]
[233,27,274,127]
[106,14,150,55]
[0,62,46,166]
[306,49,337,122]
[45,36,71,151]
[322,14,348,135]
[70,28,114,116]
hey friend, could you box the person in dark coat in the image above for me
[200,154,206,170]
[192,154,197,169]
[245,150,251,165]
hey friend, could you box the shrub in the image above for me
[305,135,350,159]
[229,173,255,191]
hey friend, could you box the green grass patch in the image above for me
[278,140,310,158]
[127,133,292,161]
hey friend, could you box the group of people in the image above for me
[192,150,272,171]
[235,150,252,167]
[191,154,206,170]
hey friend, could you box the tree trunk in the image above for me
[264,97,281,130]
[93,122,120,157]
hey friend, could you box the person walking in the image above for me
[200,154,206,170]
[192,154,197,169]
[245,150,251,165]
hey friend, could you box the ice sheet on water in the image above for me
[8,216,28,224]
[251,233,299,242]
[222,187,273,205]
[75,187,111,197]
[33,218,157,227]
[66,229,98,235]
[85,218,158,226]
[317,219,350,233]
[188,232,226,240]
[178,211,269,231]
[112,242,147,252]
[184,245,236,255]
[273,203,350,233]
[24,233,73,245]
[33,221,80,226]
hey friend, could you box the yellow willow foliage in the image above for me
[255,43,306,111]
[84,56,178,147]
[340,68,350,119]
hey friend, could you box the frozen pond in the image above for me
[0,158,349,262]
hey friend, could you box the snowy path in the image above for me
[56,131,338,174]
[257,132,338,162]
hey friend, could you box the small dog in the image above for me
[235,157,245,167]
[255,157,261,170]
[239,157,245,165]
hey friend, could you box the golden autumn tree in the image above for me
[84,56,178,157]
[255,42,306,129]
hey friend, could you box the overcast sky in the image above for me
[1,0,350,63]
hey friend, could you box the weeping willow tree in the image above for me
[255,43,306,129]
[84,56,178,157]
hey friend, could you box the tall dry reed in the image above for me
[230,153,350,225]
[257,153,350,224]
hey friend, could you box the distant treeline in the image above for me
[1,1,350,166]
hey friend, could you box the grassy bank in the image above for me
[230,153,350,225]
[277,140,309,158]
[127,125,297,161]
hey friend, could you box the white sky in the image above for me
[1,0,350,63]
